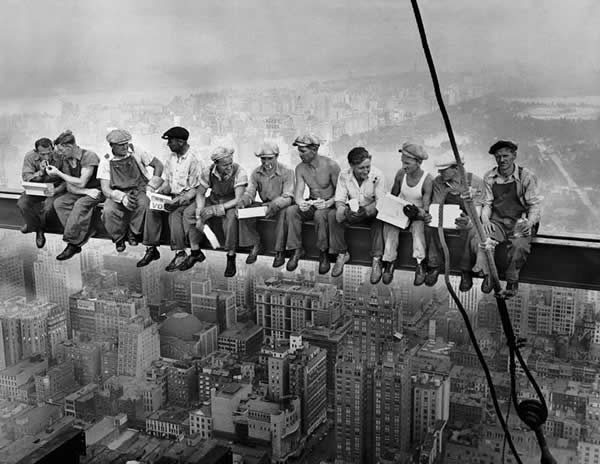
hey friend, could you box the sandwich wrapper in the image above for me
[22,182,54,197]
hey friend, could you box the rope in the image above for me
[408,1,556,463]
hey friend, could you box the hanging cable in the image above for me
[408,1,556,463]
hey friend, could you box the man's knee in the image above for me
[286,204,301,220]
[313,208,330,225]
[510,237,531,254]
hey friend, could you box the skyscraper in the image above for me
[412,373,450,445]
[103,252,161,305]
[117,316,160,378]
[0,255,25,301]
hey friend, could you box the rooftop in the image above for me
[148,407,189,423]
[219,322,262,340]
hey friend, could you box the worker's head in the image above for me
[162,126,189,155]
[211,146,235,178]
[435,153,462,183]
[293,134,320,164]
[347,147,371,182]
[255,142,280,172]
[54,130,77,157]
[489,140,517,173]
[106,129,132,157]
[399,143,427,174]
[34,138,54,157]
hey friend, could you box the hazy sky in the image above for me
[2,0,598,99]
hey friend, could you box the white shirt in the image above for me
[334,166,386,207]
[162,148,205,195]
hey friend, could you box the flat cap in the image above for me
[292,134,321,147]
[211,146,235,162]
[255,141,280,157]
[399,142,428,161]
[106,129,132,145]
[488,140,517,155]
[161,126,189,141]
[435,152,463,170]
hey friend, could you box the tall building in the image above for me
[448,275,481,324]
[288,343,327,435]
[412,373,450,445]
[103,252,161,305]
[551,286,577,335]
[267,346,290,401]
[342,264,367,309]
[0,255,25,301]
[166,360,198,407]
[255,277,340,344]
[56,340,102,385]
[191,276,236,331]
[117,316,160,378]
[34,360,77,403]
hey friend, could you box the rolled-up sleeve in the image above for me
[96,157,111,181]
[22,153,39,182]
[187,155,204,189]
[522,170,542,224]
[334,172,349,206]
[234,166,248,188]
[198,165,211,190]
[281,168,295,199]
[242,171,259,204]
[374,174,386,204]
[161,157,172,184]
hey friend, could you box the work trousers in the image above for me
[382,220,426,262]
[426,225,478,272]
[144,201,192,251]
[102,192,149,244]
[328,211,383,258]
[17,193,56,232]
[54,192,103,246]
[238,202,288,251]
[183,199,239,252]
[285,205,333,252]
[473,218,532,282]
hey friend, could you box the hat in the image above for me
[488,140,517,155]
[399,142,428,161]
[106,129,132,145]
[211,146,235,162]
[292,134,321,148]
[255,142,280,157]
[161,126,190,141]
[435,152,463,170]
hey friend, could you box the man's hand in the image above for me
[314,198,332,210]
[515,218,532,237]
[147,175,163,192]
[164,196,180,212]
[86,188,102,200]
[298,200,311,212]
[45,165,61,177]
[482,218,495,236]
[265,202,280,218]
[455,213,472,229]
[200,204,226,221]
[43,185,55,197]
[122,193,137,210]
[155,181,171,195]
[336,206,347,223]
[422,210,432,224]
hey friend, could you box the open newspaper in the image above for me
[376,193,411,229]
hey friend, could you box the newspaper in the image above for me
[148,192,172,211]
[428,204,462,229]
[376,193,411,229]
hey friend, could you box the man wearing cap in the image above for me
[98,129,164,253]
[137,126,205,270]
[183,146,248,277]
[47,130,103,261]
[424,153,484,288]
[473,140,541,297]
[329,147,386,281]
[285,134,341,274]
[381,142,433,285]
[17,137,66,249]
[238,141,294,267]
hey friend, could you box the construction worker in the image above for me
[97,129,164,253]
[183,146,248,277]
[238,141,294,267]
[137,126,204,271]
[329,147,385,282]
[17,137,66,248]
[47,130,103,261]
[285,134,340,274]
[424,152,484,288]
[381,142,433,285]
[473,140,542,297]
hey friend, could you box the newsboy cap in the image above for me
[292,134,321,148]
[488,140,518,155]
[435,152,463,170]
[161,126,190,141]
[399,142,428,161]
[211,146,235,162]
[106,129,132,145]
[255,142,280,157]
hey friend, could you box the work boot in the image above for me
[370,257,383,285]
[224,255,237,278]
[115,240,126,253]
[127,231,139,247]
[164,250,186,272]
[424,267,440,287]
[331,252,350,278]
[137,246,161,268]
[481,275,493,294]
[505,281,519,298]
[178,250,206,271]
[414,262,426,286]
[246,244,263,264]
[20,224,30,234]
[459,271,473,292]
[35,231,46,249]
[272,252,285,268]
[286,249,305,272]
[382,261,395,285]
[56,244,82,261]
[318,251,331,275]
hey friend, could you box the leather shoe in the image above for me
[115,240,126,253]
[505,281,519,298]
[459,271,473,292]
[272,252,285,268]
[56,244,81,261]
[137,247,161,268]
[20,224,30,234]
[178,251,206,271]
[424,267,440,287]
[318,251,331,275]
[481,275,493,294]
[224,255,237,278]
[414,262,426,286]
[286,249,305,272]
[382,261,395,285]
[331,252,350,278]
[370,257,383,284]
[165,251,186,272]
[127,231,139,247]
[246,244,263,264]
[35,231,46,249]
